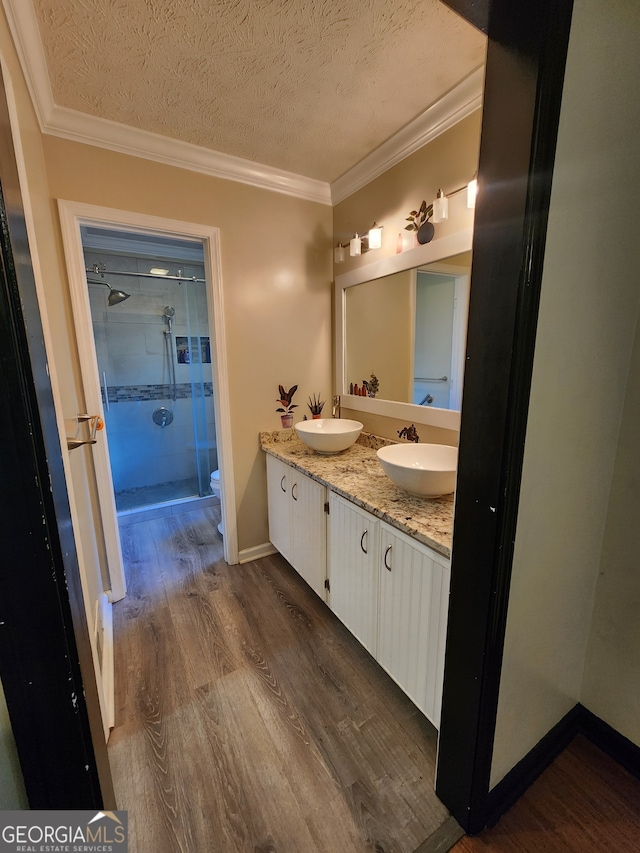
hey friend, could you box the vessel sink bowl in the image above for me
[295,418,363,454]
[376,443,458,497]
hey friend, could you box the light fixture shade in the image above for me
[368,223,383,250]
[432,189,449,223]
[334,243,345,264]
[350,233,362,257]
[467,177,478,209]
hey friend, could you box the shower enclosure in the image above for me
[83,226,218,513]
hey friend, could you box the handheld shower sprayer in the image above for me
[163,306,177,401]
[163,305,175,333]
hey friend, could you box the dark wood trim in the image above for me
[441,0,488,33]
[577,705,640,783]
[484,705,583,828]
[435,0,574,834]
[481,704,640,830]
[0,67,114,807]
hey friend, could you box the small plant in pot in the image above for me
[276,384,298,428]
[405,199,435,245]
[307,393,325,419]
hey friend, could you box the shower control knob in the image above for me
[152,407,174,428]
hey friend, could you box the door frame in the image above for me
[414,262,470,410]
[57,201,238,582]
[0,65,113,805]
[436,0,575,833]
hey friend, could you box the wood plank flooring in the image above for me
[452,735,640,852]
[109,505,456,853]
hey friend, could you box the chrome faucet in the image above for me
[398,424,420,443]
[332,394,341,418]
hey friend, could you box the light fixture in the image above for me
[349,233,362,257]
[367,223,383,250]
[334,243,346,264]
[150,267,170,276]
[467,174,478,209]
[432,188,449,223]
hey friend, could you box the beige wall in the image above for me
[42,136,332,553]
[334,112,480,276]
[345,269,413,402]
[581,311,640,740]
[490,0,640,787]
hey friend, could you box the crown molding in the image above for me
[330,67,485,205]
[45,103,333,204]
[1,0,332,204]
[3,0,483,209]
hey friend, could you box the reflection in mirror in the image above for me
[345,252,471,412]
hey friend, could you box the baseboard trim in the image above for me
[238,542,278,564]
[483,703,640,831]
[485,704,582,828]
[576,704,640,782]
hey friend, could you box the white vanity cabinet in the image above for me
[328,493,379,657]
[266,454,327,598]
[377,522,450,729]
[265,451,450,729]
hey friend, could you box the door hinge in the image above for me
[324,578,330,592]
[324,501,330,514]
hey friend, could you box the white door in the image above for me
[328,493,379,656]
[266,454,293,563]
[57,201,237,579]
[378,522,450,728]
[290,470,327,599]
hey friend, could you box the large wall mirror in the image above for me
[335,229,473,431]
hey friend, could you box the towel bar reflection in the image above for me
[415,376,448,383]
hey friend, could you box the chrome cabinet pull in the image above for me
[360,529,368,554]
[292,482,298,501]
[280,475,286,493]
[384,544,392,571]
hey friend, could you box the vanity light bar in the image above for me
[337,223,384,263]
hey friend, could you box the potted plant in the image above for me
[405,199,435,245]
[367,373,379,398]
[307,393,325,419]
[276,384,298,428]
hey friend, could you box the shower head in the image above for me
[163,306,175,332]
[88,278,131,306]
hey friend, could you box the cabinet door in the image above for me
[378,522,450,728]
[328,493,379,656]
[266,455,293,563]
[290,469,327,598]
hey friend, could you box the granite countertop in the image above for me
[260,429,454,558]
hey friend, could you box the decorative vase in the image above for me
[280,413,293,428]
[312,413,322,419]
[417,220,435,244]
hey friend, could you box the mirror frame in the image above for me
[335,227,473,430]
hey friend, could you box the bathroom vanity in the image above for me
[260,429,454,729]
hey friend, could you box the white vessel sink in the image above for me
[376,443,458,497]
[295,418,363,454]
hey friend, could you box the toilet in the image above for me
[210,470,224,536]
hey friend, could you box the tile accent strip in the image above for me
[103,382,213,403]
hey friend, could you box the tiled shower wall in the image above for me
[86,250,217,494]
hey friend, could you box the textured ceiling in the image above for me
[32,0,486,183]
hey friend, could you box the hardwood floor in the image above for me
[452,736,640,852]
[109,505,457,853]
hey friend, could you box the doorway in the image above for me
[58,201,238,600]
[83,227,219,517]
